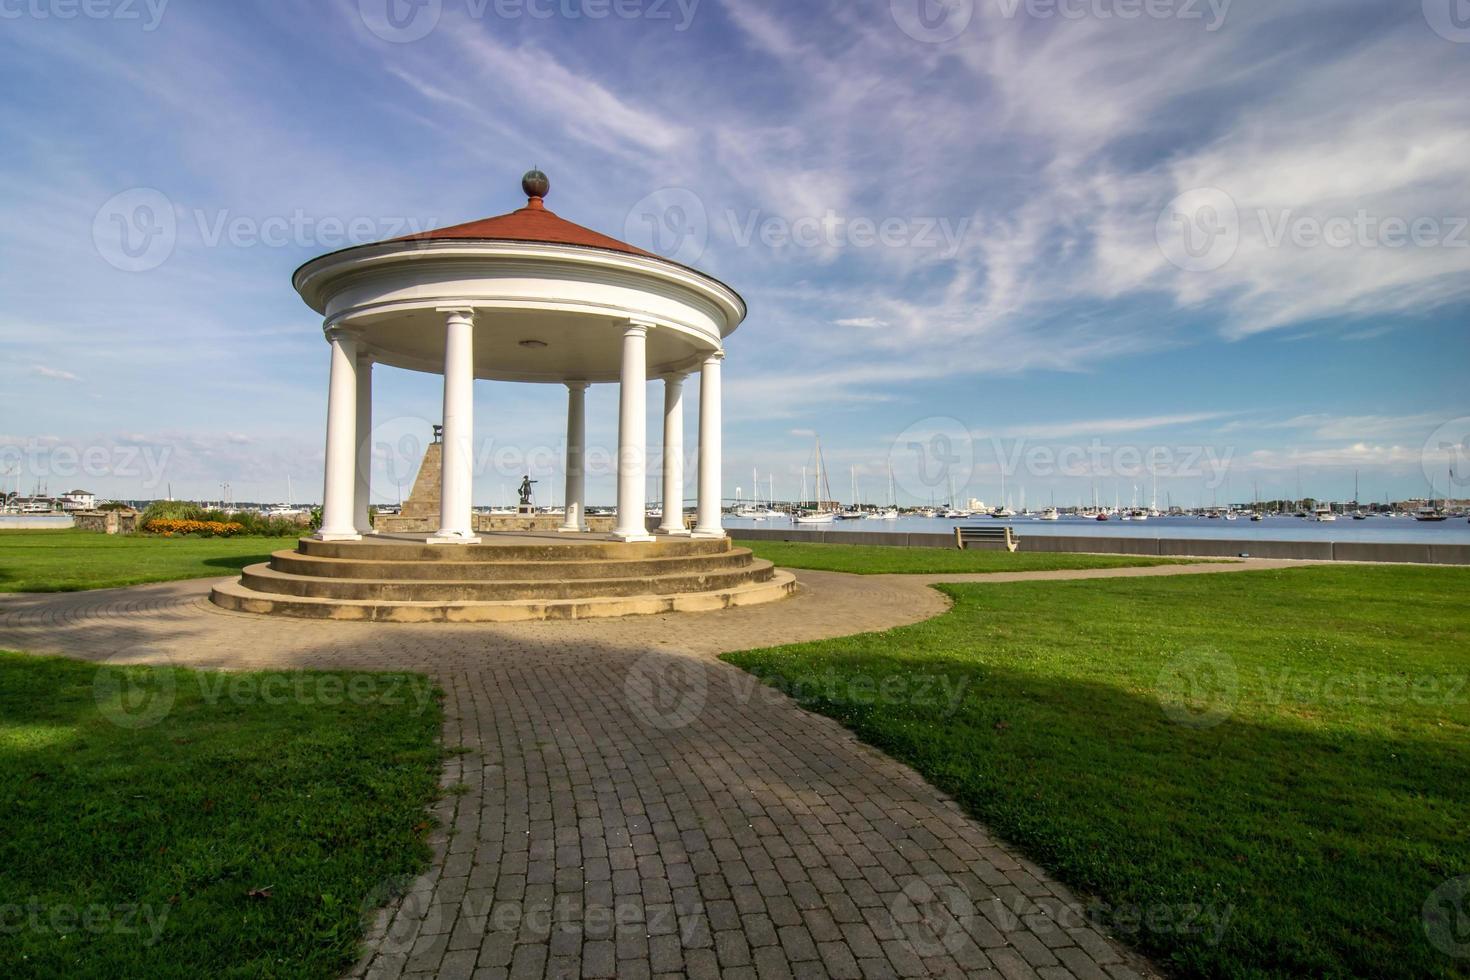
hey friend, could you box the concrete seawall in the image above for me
[0,514,74,530]
[731,527,1470,566]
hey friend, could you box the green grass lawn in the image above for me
[737,539,1209,575]
[0,530,282,592]
[0,530,1205,594]
[0,652,444,978]
[724,564,1470,979]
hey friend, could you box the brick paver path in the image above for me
[0,559,1313,978]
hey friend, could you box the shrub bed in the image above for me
[138,502,307,537]
[142,519,246,537]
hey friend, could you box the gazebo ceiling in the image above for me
[349,306,709,383]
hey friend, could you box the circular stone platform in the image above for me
[210,532,796,623]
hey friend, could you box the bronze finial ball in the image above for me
[522,169,550,200]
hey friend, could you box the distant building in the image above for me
[58,489,96,511]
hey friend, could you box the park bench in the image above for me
[955,526,1019,553]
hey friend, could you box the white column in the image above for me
[353,352,374,535]
[316,330,361,541]
[430,309,480,544]
[613,320,654,542]
[558,382,589,533]
[658,373,689,535]
[693,350,725,538]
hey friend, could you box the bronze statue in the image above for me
[518,475,537,507]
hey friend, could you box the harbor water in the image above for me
[721,513,1470,545]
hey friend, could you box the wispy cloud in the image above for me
[999,412,1236,441]
[30,366,80,383]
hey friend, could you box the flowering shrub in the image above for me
[143,519,246,538]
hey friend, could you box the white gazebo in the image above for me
[292,170,743,545]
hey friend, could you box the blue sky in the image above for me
[2,0,1468,508]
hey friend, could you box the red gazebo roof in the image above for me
[393,170,656,259]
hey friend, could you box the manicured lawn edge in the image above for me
[0,651,449,977]
[737,538,1216,575]
[721,565,1470,979]
[0,530,281,593]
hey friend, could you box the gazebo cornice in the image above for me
[293,239,746,332]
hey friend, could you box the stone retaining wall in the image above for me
[730,527,1470,565]
[72,510,142,535]
[375,513,619,534]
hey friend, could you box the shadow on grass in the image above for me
[201,553,276,572]
[725,637,1470,978]
[0,652,443,978]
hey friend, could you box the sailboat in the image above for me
[736,468,783,519]
[990,467,1014,518]
[794,437,836,524]
[838,467,866,519]
[1351,471,1368,519]
[869,467,899,519]
[1416,469,1451,521]
[264,475,304,517]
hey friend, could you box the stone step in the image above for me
[210,570,799,623]
[269,548,756,582]
[239,560,778,602]
[298,535,731,562]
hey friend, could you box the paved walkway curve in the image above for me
[0,559,1317,979]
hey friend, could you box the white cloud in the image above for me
[30,366,79,382]
[999,412,1235,441]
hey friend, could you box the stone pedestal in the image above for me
[374,442,442,533]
